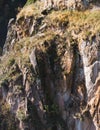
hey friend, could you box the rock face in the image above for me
[0,0,100,130]
[43,0,89,10]
[80,38,100,129]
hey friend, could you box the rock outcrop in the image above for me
[42,0,89,10]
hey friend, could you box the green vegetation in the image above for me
[25,0,37,6]
[17,109,26,121]
[8,58,15,66]
[44,104,59,114]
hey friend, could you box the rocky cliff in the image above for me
[0,0,100,130]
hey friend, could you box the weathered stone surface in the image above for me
[43,0,89,10]
[80,37,100,129]
[29,48,38,74]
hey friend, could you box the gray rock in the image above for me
[29,48,38,74]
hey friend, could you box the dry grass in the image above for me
[17,2,100,41]
[17,1,44,20]
[47,10,100,41]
